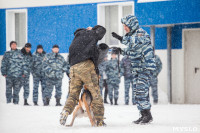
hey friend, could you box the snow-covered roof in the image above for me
[0,0,131,9]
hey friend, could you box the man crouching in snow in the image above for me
[112,15,156,124]
[60,25,108,127]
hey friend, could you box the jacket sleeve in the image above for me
[142,42,156,71]
[1,52,8,76]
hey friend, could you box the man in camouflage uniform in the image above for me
[60,25,107,127]
[112,15,156,124]
[43,45,68,106]
[98,56,109,103]
[120,55,136,105]
[105,50,120,105]
[150,54,162,104]
[21,43,32,105]
[1,41,24,104]
[32,45,46,106]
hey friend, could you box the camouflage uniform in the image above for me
[1,49,24,104]
[21,50,33,100]
[98,60,108,95]
[105,58,120,103]
[63,60,104,121]
[32,51,46,103]
[120,55,136,105]
[43,52,68,103]
[149,55,162,103]
[120,15,156,111]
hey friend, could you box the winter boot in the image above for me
[110,99,113,105]
[114,98,118,105]
[97,120,107,127]
[133,111,145,124]
[44,98,50,106]
[34,101,38,106]
[13,99,18,105]
[56,98,62,106]
[24,99,30,106]
[153,100,158,104]
[104,98,108,104]
[140,109,153,124]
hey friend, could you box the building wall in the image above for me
[28,4,97,53]
[135,0,200,25]
[0,9,6,55]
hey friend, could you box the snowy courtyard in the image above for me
[0,103,200,133]
[0,74,200,133]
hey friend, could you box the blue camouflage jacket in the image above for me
[1,49,25,78]
[105,58,120,84]
[43,52,68,79]
[120,55,132,78]
[121,15,156,74]
[32,51,46,78]
[21,48,33,77]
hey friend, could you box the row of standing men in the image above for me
[1,42,70,106]
[1,41,162,106]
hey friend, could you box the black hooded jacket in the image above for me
[69,25,106,73]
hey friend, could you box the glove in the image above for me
[60,110,69,126]
[112,32,122,41]
[117,48,122,54]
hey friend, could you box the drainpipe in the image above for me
[167,26,172,103]
[150,26,155,53]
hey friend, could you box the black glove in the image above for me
[117,48,122,54]
[112,32,122,41]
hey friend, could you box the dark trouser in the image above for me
[103,79,108,101]
[22,76,30,99]
[44,78,62,100]
[133,71,151,111]
[6,77,22,104]
[124,76,136,104]
[33,76,46,103]
[150,76,158,102]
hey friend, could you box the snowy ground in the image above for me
[0,57,200,133]
[0,103,200,133]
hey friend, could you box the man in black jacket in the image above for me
[60,25,108,127]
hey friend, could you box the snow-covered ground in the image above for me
[0,57,200,133]
[0,103,200,133]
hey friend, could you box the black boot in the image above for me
[44,98,50,106]
[24,99,30,106]
[114,99,118,105]
[133,111,145,124]
[110,99,113,105]
[56,98,62,106]
[153,100,158,104]
[104,98,108,104]
[140,109,153,124]
[34,101,38,106]
[13,99,18,104]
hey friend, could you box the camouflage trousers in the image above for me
[44,78,62,99]
[133,71,151,111]
[6,77,22,104]
[33,76,46,103]
[63,60,104,121]
[107,80,119,100]
[150,75,158,102]
[124,76,136,104]
[21,76,30,99]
